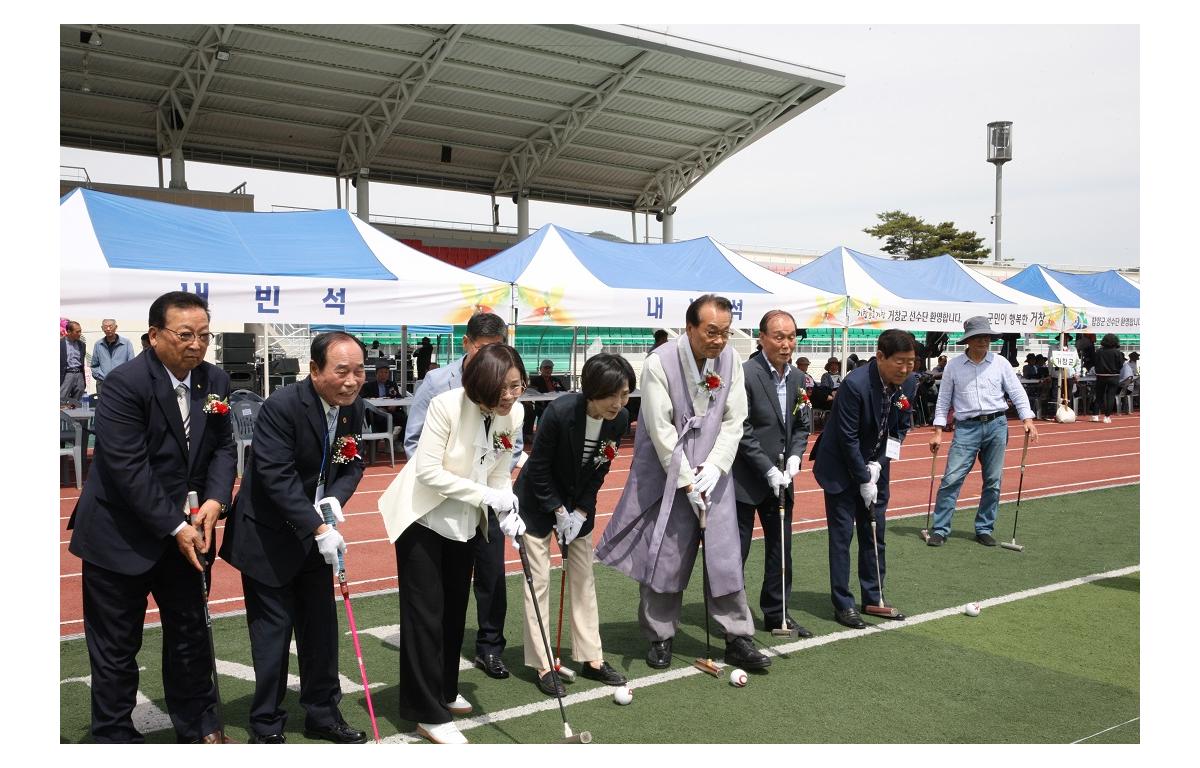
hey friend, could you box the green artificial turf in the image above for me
[60,484,1139,743]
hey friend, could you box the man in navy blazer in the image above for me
[733,310,812,637]
[68,291,235,743]
[219,331,367,744]
[810,329,918,629]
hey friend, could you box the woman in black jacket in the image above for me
[514,353,635,696]
[1091,333,1125,423]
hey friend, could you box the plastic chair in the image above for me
[60,411,83,488]
[1116,377,1138,414]
[230,388,265,405]
[362,401,395,467]
[232,399,262,477]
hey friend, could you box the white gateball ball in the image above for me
[729,668,748,687]
[613,685,633,705]
[963,602,982,617]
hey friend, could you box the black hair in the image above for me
[757,309,797,335]
[581,353,636,401]
[877,328,918,357]
[148,291,209,328]
[685,294,733,327]
[466,311,507,340]
[653,329,669,341]
[462,343,527,409]
[1100,333,1120,349]
[311,331,367,370]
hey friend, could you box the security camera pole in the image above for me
[987,121,1013,264]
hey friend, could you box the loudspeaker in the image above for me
[218,332,255,348]
[273,357,299,375]
[225,366,255,389]
[217,346,255,364]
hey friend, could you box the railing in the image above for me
[229,182,248,195]
[60,166,92,185]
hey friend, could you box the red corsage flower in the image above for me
[493,430,515,452]
[792,388,811,416]
[332,435,360,464]
[897,394,911,411]
[593,439,618,467]
[202,394,230,415]
[701,372,724,400]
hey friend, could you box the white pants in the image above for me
[521,530,603,671]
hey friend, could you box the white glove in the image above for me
[555,509,587,546]
[693,463,721,496]
[482,487,518,514]
[765,466,789,498]
[315,527,347,568]
[866,461,882,486]
[498,509,526,539]
[686,488,708,519]
[859,481,878,509]
[785,455,801,481]
[314,496,345,525]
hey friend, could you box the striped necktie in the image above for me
[176,384,190,442]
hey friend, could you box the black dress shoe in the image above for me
[304,721,367,744]
[536,670,566,697]
[762,615,814,638]
[975,532,997,547]
[474,653,511,679]
[834,607,867,629]
[646,638,673,669]
[724,635,772,670]
[248,732,286,744]
[580,660,627,686]
[927,533,946,547]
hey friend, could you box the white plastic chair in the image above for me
[60,411,83,489]
[361,401,395,467]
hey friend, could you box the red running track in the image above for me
[59,415,1140,638]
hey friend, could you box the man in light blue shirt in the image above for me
[91,319,135,394]
[927,317,1038,547]
[402,311,523,682]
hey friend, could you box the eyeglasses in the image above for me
[500,383,527,396]
[702,328,733,341]
[158,327,214,344]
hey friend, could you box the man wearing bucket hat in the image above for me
[927,317,1038,547]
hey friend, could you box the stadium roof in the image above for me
[61,24,844,213]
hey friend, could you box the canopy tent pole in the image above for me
[399,325,408,393]
[262,326,271,397]
[571,326,578,390]
[841,300,850,366]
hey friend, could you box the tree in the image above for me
[863,210,992,263]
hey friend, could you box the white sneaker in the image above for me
[1103,416,1112,424]
[1090,415,1100,422]
[446,694,473,716]
[418,721,468,744]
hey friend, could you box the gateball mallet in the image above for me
[514,533,591,743]
[553,535,577,682]
[693,500,723,677]
[771,454,799,639]
[1000,430,1031,552]
[187,491,227,740]
[920,448,937,542]
[319,501,381,743]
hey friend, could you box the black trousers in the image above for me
[736,492,795,625]
[824,481,890,612]
[470,508,507,656]
[241,545,342,737]
[396,523,475,724]
[82,553,219,743]
[1093,376,1119,416]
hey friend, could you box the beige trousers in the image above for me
[521,530,603,671]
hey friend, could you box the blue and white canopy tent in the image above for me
[60,188,509,325]
[1004,265,1140,335]
[468,224,830,329]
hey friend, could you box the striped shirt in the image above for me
[933,351,1034,426]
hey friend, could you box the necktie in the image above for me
[326,406,338,445]
[176,384,190,442]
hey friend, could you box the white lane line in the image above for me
[1072,716,1140,743]
[377,564,1140,742]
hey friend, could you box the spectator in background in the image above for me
[140,333,151,353]
[796,356,816,391]
[91,319,135,395]
[650,329,670,351]
[931,355,949,378]
[60,320,87,404]
[845,353,861,372]
[1021,353,1039,379]
[1125,351,1139,377]
[361,362,404,437]
[523,358,567,443]
[812,357,842,410]
[999,333,1021,367]
[412,336,435,380]
[1075,333,1096,373]
[1091,333,1124,423]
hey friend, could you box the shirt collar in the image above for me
[161,364,191,391]
[318,395,339,420]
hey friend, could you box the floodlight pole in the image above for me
[987,121,1013,264]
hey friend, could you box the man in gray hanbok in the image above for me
[596,295,771,671]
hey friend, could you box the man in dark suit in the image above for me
[68,291,235,743]
[733,310,812,637]
[360,361,404,437]
[523,358,568,442]
[60,320,88,403]
[219,331,368,744]
[810,329,918,629]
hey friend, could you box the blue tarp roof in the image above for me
[1005,266,1139,308]
[63,188,396,280]
[470,224,768,293]
[787,247,1014,303]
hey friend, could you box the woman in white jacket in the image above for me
[378,343,528,744]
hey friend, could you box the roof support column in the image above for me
[516,192,529,240]
[169,147,187,190]
[661,209,674,243]
[356,170,370,223]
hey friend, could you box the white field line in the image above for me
[1071,716,1140,744]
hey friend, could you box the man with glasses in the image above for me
[60,320,88,403]
[91,318,135,395]
[598,294,772,672]
[68,291,236,743]
[403,311,524,681]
